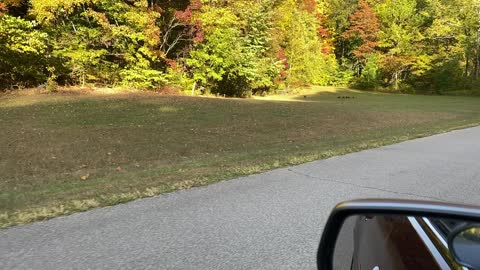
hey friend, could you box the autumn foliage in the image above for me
[302,0,317,14]
[343,1,380,57]
[0,4,5,16]
[1,0,480,93]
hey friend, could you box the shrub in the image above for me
[0,15,49,89]
[120,68,170,89]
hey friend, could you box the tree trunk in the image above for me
[475,41,480,79]
[356,60,360,77]
[465,55,469,77]
[191,81,197,96]
[81,72,85,88]
[476,8,480,79]
[393,71,399,90]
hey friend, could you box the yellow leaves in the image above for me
[83,8,110,29]
[30,0,99,23]
[133,0,148,8]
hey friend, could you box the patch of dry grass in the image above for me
[1,87,480,228]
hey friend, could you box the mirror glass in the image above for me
[451,226,480,269]
[333,215,478,270]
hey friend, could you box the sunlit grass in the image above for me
[1,86,480,228]
[253,86,364,102]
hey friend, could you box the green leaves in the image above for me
[376,0,423,53]
[275,0,340,86]
[0,15,47,54]
[186,7,241,82]
[120,68,170,89]
[186,3,280,96]
[29,0,166,88]
[0,14,49,87]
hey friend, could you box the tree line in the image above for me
[1,0,480,96]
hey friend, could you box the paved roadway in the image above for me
[2,127,480,270]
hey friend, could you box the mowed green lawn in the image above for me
[1,87,480,228]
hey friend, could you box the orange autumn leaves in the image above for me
[343,1,380,58]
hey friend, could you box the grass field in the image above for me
[1,87,480,228]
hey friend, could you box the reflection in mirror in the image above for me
[333,215,479,270]
[451,226,480,269]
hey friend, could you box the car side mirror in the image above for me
[448,224,480,270]
[317,199,480,270]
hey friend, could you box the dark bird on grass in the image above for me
[338,96,356,99]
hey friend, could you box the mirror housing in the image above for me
[448,224,480,270]
[317,199,480,270]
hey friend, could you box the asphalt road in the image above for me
[2,127,480,270]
